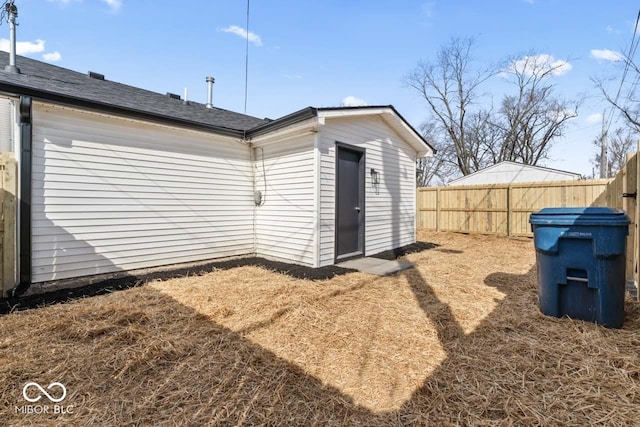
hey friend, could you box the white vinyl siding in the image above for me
[318,116,417,266]
[254,135,315,265]
[0,97,15,152]
[31,104,253,283]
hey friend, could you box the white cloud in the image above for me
[0,38,62,62]
[546,108,576,123]
[284,74,303,80]
[591,48,624,62]
[340,96,368,107]
[422,2,435,18]
[43,51,62,62]
[508,54,572,77]
[586,113,602,124]
[221,25,263,47]
[102,0,122,12]
[17,39,46,54]
[0,38,46,55]
[606,25,622,34]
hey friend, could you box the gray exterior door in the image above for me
[335,144,364,261]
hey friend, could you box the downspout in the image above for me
[312,131,321,267]
[246,131,258,256]
[8,96,31,297]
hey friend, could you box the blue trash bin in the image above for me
[529,207,630,328]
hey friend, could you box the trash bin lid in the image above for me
[529,207,630,226]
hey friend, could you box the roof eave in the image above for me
[317,105,435,156]
[246,107,318,138]
[0,81,246,138]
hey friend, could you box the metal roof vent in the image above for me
[205,76,215,109]
[88,71,105,80]
[3,2,20,74]
[166,92,181,100]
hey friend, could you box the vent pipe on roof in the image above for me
[4,2,20,74]
[205,76,215,109]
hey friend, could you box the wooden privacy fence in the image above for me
[417,179,614,237]
[0,153,16,296]
[417,152,640,295]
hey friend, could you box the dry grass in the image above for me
[1,231,639,426]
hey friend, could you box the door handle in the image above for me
[355,207,361,212]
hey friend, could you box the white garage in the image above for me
[0,52,433,293]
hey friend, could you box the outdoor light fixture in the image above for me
[370,168,380,185]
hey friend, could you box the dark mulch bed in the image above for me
[1,241,438,314]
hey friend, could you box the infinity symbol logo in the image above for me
[22,382,67,403]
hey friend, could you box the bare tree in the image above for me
[497,54,579,165]
[407,41,579,180]
[416,120,458,186]
[405,37,498,176]
[593,49,640,133]
[593,127,638,177]
[464,108,503,167]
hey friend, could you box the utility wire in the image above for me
[243,0,250,115]
[604,8,640,136]
[0,1,15,24]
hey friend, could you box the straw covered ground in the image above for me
[0,231,639,426]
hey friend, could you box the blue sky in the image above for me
[3,0,640,176]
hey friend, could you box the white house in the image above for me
[447,161,581,186]
[0,52,433,295]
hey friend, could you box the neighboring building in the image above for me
[0,52,433,294]
[447,161,581,186]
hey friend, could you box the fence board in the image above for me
[417,161,640,301]
[432,185,509,235]
[623,153,638,284]
[1,153,16,296]
[418,180,610,237]
[635,152,640,298]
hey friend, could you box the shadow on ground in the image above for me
[0,242,442,315]
[1,234,638,425]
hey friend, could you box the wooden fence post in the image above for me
[635,152,640,301]
[2,153,16,296]
[436,188,441,232]
[507,185,512,237]
[622,154,636,292]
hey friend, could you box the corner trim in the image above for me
[312,132,321,268]
[9,95,32,297]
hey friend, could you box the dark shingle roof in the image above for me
[0,52,269,134]
[0,53,433,153]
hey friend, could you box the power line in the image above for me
[604,8,640,136]
[243,0,250,115]
[0,1,15,24]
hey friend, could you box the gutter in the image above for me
[247,107,317,138]
[8,95,32,297]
